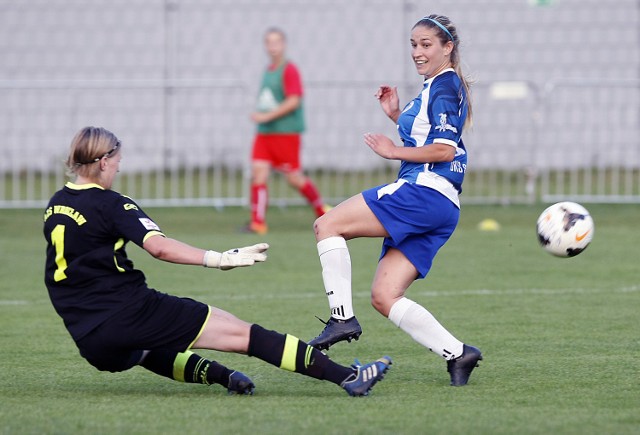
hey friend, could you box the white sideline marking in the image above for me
[209,285,640,301]
[0,300,29,305]
[3,286,637,305]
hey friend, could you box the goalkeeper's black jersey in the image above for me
[43,182,165,341]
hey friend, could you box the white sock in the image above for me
[317,236,354,320]
[388,297,464,360]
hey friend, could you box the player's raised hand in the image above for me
[375,85,400,122]
[203,243,269,270]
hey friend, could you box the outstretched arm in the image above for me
[143,235,268,270]
[143,235,205,265]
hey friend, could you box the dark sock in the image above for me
[140,349,233,386]
[247,324,353,385]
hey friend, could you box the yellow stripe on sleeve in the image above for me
[113,238,125,272]
[142,231,165,244]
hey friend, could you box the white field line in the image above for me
[0,300,30,305]
[205,285,640,301]
[3,285,638,306]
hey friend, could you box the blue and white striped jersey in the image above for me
[395,68,468,204]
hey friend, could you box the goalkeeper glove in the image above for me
[203,243,269,270]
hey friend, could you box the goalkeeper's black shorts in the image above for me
[74,290,210,372]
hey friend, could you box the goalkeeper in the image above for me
[43,126,391,397]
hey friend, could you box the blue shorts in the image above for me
[75,289,210,372]
[362,181,459,279]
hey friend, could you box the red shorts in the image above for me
[251,133,301,172]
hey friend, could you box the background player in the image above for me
[307,15,482,386]
[246,27,330,234]
[43,126,391,396]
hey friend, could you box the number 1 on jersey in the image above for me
[51,224,68,282]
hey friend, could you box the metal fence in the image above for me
[538,80,640,203]
[463,79,640,204]
[0,78,638,208]
[0,0,638,208]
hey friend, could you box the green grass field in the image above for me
[1,203,638,434]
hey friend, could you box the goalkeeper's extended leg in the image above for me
[247,324,391,396]
[139,349,255,395]
[191,307,392,396]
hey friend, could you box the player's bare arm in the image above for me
[363,133,455,163]
[143,234,206,265]
[143,234,269,270]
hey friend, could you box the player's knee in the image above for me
[251,165,270,184]
[252,174,267,185]
[313,214,337,240]
[313,215,325,237]
[370,290,392,317]
[286,172,305,188]
[78,337,142,373]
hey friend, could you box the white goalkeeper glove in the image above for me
[203,243,269,270]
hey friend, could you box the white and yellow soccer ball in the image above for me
[536,201,594,257]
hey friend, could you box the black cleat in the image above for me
[308,316,363,351]
[447,344,483,386]
[227,370,255,395]
[341,356,392,397]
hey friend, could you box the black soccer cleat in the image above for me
[447,344,483,386]
[341,356,392,397]
[227,370,255,395]
[308,316,363,351]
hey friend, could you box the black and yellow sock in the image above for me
[140,349,233,387]
[247,324,353,385]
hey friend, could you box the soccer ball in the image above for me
[536,201,594,257]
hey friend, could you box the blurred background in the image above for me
[0,0,638,208]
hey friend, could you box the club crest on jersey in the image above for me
[435,113,458,134]
[139,218,160,231]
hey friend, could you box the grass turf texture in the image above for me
[1,204,638,434]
